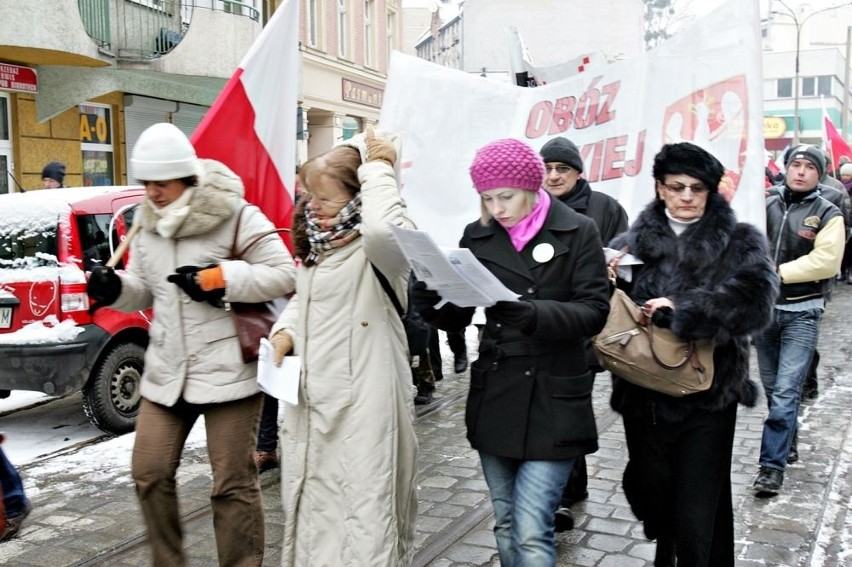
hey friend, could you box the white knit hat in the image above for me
[130,123,202,181]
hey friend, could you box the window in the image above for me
[777,78,792,98]
[0,93,11,194]
[79,103,115,186]
[387,11,395,68]
[307,0,318,47]
[818,75,832,96]
[338,0,348,58]
[364,0,373,66]
[76,214,113,271]
[801,76,833,97]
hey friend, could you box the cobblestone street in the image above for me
[2,287,851,566]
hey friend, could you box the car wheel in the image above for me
[82,342,145,434]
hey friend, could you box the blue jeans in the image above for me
[479,452,574,567]
[0,446,27,518]
[754,308,822,471]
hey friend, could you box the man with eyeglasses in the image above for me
[752,145,845,496]
[539,137,628,532]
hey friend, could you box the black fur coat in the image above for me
[609,193,779,422]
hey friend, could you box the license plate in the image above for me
[0,307,11,329]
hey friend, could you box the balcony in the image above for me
[0,0,261,120]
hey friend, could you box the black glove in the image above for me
[409,281,441,317]
[87,266,122,313]
[166,265,226,303]
[488,300,537,334]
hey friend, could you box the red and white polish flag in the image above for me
[191,0,299,250]
[822,106,852,169]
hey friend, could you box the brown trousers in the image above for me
[131,394,265,567]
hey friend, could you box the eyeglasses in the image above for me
[661,182,709,194]
[545,165,574,174]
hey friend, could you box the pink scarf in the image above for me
[505,188,551,252]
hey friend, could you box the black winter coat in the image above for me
[431,197,610,460]
[609,193,779,422]
[558,178,629,243]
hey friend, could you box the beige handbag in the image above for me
[592,255,714,397]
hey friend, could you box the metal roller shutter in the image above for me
[172,103,208,139]
[123,95,176,180]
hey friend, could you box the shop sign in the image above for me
[79,105,112,144]
[763,116,787,139]
[342,78,383,109]
[0,63,38,93]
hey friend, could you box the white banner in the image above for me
[381,0,765,248]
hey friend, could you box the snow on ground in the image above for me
[0,390,53,413]
[19,419,208,500]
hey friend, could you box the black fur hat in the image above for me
[652,143,724,193]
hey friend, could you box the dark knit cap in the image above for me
[42,161,66,184]
[469,138,546,192]
[652,143,724,193]
[540,137,584,173]
[785,144,826,180]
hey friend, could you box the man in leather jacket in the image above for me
[753,145,845,495]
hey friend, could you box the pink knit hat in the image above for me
[469,138,546,192]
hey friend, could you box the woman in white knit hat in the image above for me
[86,122,296,566]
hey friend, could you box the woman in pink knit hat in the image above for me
[410,138,610,566]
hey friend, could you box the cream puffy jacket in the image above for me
[112,159,296,406]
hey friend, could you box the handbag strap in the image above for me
[371,263,405,319]
[606,249,626,284]
[647,326,707,375]
[610,246,649,327]
[231,205,289,259]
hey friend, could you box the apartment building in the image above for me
[413,0,644,80]
[761,3,852,151]
[1,0,401,193]
[291,0,400,163]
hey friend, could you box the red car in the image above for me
[0,186,149,434]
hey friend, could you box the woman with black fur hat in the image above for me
[608,142,779,566]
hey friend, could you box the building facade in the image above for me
[289,0,400,163]
[0,0,264,193]
[1,0,402,193]
[761,3,852,153]
[414,0,644,81]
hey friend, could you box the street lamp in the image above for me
[773,1,852,145]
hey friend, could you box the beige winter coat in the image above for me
[271,157,419,567]
[113,159,296,406]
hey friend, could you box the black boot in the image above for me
[654,535,676,567]
[553,507,574,533]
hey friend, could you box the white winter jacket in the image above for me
[112,159,296,406]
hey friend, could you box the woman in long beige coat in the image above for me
[269,127,418,566]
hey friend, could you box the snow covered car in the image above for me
[0,186,149,434]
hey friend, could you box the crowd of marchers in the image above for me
[2,121,847,567]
